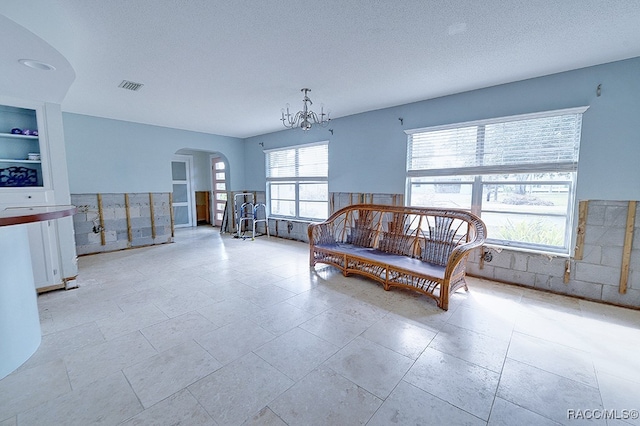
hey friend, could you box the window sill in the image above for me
[483,243,570,258]
[268,216,324,224]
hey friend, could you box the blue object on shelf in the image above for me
[0,166,38,187]
[10,128,22,134]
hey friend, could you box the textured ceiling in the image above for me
[2,0,640,138]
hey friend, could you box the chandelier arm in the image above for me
[280,88,330,130]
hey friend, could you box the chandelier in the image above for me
[281,88,330,131]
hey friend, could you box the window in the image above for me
[266,142,329,220]
[406,107,587,253]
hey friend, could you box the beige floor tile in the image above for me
[17,321,105,371]
[497,358,605,425]
[240,284,297,308]
[47,298,124,333]
[446,305,515,341]
[507,332,597,387]
[254,327,339,380]
[283,289,336,315]
[514,311,595,352]
[188,352,293,425]
[120,389,215,425]
[362,316,436,359]
[96,303,169,340]
[331,297,389,324]
[0,417,16,426]
[195,318,275,364]
[198,279,259,301]
[235,271,287,289]
[242,407,287,426]
[385,295,450,332]
[123,340,222,408]
[249,302,316,335]
[75,278,139,304]
[299,308,371,347]
[141,311,217,352]
[271,273,320,294]
[18,372,142,426]
[429,323,510,372]
[405,347,500,420]
[368,380,486,426]
[268,366,381,426]
[597,372,640,426]
[197,296,263,327]
[64,331,157,389]
[488,397,561,426]
[327,336,414,399]
[153,290,217,318]
[114,286,173,313]
[0,359,70,421]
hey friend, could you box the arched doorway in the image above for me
[172,149,229,229]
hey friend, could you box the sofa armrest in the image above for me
[443,238,483,280]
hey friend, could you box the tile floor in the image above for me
[1,227,639,425]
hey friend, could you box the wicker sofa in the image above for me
[308,204,487,310]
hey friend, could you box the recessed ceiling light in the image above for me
[19,59,56,71]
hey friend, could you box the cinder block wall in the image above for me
[467,200,639,309]
[71,193,173,255]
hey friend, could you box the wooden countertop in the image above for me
[0,205,76,227]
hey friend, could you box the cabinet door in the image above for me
[26,221,61,290]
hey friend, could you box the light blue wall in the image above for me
[63,113,244,193]
[175,149,215,192]
[244,57,640,201]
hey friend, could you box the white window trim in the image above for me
[263,140,329,154]
[405,107,588,254]
[404,106,589,135]
[265,141,329,221]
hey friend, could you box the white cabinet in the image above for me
[0,100,71,291]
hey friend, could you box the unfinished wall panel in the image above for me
[71,192,173,255]
[468,200,640,309]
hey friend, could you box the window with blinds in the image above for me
[406,107,587,253]
[265,142,328,220]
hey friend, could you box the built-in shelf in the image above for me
[0,159,42,164]
[0,132,38,140]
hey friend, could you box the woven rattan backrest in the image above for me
[319,204,486,264]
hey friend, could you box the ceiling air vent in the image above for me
[118,80,144,91]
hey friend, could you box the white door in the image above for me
[171,155,195,228]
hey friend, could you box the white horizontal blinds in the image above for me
[297,144,328,177]
[266,149,295,178]
[408,126,478,172]
[482,114,582,167]
[267,143,328,179]
[408,112,583,175]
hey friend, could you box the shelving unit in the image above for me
[0,106,43,187]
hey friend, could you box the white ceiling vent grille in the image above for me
[118,80,144,91]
